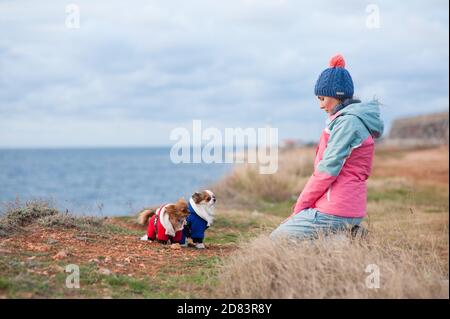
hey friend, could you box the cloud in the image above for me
[0,0,448,147]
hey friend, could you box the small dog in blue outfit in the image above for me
[180,190,216,249]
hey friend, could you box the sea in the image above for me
[0,147,233,216]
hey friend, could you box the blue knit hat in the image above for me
[314,54,354,99]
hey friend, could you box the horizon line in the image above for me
[0,142,318,151]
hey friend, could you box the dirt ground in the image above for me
[0,219,235,278]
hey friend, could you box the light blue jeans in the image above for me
[270,208,362,241]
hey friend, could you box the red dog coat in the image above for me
[147,204,183,243]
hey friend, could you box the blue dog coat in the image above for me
[181,202,209,244]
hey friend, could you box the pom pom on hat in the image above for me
[329,54,346,68]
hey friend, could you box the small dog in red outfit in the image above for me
[138,198,189,244]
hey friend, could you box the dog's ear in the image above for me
[175,198,189,216]
[192,192,203,204]
[176,197,187,206]
[164,204,176,216]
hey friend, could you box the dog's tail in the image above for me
[138,209,156,225]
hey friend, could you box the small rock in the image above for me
[104,257,112,263]
[170,243,181,250]
[124,257,132,264]
[46,239,59,245]
[52,250,68,260]
[115,263,125,268]
[98,268,112,275]
[52,265,65,272]
[27,256,37,260]
[89,258,100,263]
[139,263,146,269]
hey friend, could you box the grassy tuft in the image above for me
[0,199,104,237]
[215,231,448,298]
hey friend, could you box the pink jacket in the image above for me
[293,100,384,218]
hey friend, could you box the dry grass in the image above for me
[372,145,449,185]
[213,148,314,209]
[212,145,449,299]
[0,199,104,237]
[214,221,448,298]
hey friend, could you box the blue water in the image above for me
[0,147,233,216]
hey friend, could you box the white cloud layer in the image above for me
[0,0,448,147]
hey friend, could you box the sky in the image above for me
[0,0,448,148]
